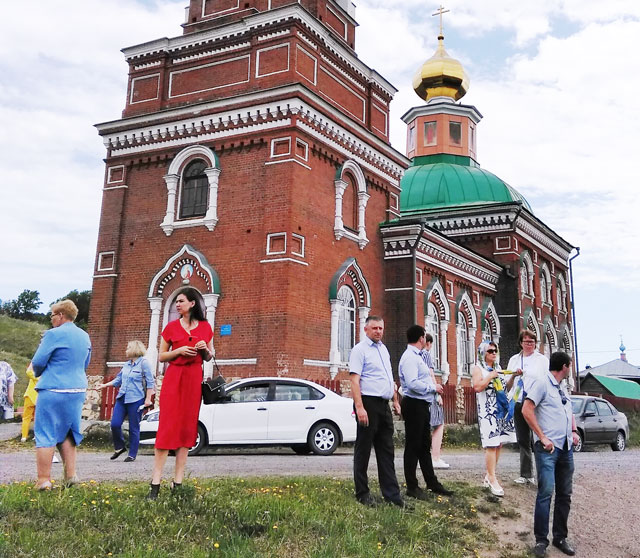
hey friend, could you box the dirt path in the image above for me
[2,444,638,557]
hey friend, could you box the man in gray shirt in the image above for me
[349,315,404,507]
[522,351,578,558]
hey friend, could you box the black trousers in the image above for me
[401,396,439,492]
[353,396,401,502]
[514,401,534,478]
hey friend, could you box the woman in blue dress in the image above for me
[98,340,154,462]
[31,300,91,490]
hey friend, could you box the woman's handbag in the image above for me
[202,375,226,404]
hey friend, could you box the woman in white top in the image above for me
[472,341,517,496]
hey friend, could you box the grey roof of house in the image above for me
[579,359,640,378]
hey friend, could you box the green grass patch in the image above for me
[0,477,518,558]
[0,315,47,411]
[625,410,640,447]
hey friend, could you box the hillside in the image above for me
[0,315,47,409]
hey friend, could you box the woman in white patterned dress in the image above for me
[472,341,516,497]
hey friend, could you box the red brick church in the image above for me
[88,0,576,418]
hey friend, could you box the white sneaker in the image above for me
[527,477,537,485]
[52,454,60,463]
[21,437,27,442]
[513,476,527,484]
[432,459,450,469]
[482,474,490,488]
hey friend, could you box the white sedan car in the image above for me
[140,377,356,456]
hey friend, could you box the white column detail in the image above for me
[440,319,450,378]
[358,306,370,342]
[333,179,347,240]
[329,299,340,378]
[467,327,477,370]
[202,293,219,379]
[203,167,221,231]
[357,191,371,249]
[146,297,163,372]
[161,174,179,236]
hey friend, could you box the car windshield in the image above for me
[571,398,583,414]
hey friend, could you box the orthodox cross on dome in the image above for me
[432,4,450,37]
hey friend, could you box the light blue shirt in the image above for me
[33,322,91,391]
[526,371,573,450]
[399,345,437,402]
[112,357,154,404]
[349,337,395,400]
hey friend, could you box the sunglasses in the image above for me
[486,349,498,354]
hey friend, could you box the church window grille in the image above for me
[337,286,356,363]
[179,160,209,219]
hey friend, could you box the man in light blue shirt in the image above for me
[349,316,404,507]
[523,352,579,558]
[399,325,452,499]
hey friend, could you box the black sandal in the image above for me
[110,447,127,460]
[147,483,160,500]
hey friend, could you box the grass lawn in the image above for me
[0,477,528,558]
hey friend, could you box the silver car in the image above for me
[571,395,629,452]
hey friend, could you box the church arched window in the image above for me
[426,302,440,370]
[337,286,356,362]
[179,160,209,219]
[520,251,534,298]
[457,311,471,376]
[540,264,552,304]
[334,160,370,249]
[161,144,220,236]
[556,273,568,312]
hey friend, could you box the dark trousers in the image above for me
[533,441,574,544]
[111,397,144,458]
[353,396,401,502]
[401,396,439,491]
[514,401,534,478]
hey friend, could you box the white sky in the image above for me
[0,0,638,368]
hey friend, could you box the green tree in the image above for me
[51,290,91,330]
[0,289,42,320]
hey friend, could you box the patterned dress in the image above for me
[475,365,516,448]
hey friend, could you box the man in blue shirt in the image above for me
[349,316,404,507]
[399,325,453,499]
[523,352,578,558]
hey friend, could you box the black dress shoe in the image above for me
[552,539,576,556]
[385,498,412,509]
[146,483,160,500]
[406,487,429,501]
[123,456,135,462]
[533,541,547,557]
[357,494,377,507]
[110,447,127,460]
[429,483,453,496]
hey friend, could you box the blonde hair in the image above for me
[51,299,79,321]
[125,340,147,359]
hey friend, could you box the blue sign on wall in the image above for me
[220,324,232,336]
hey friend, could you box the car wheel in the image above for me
[611,431,626,452]
[308,422,339,456]
[188,424,207,456]
[291,444,311,455]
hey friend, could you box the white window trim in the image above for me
[291,233,305,257]
[161,145,220,236]
[97,251,115,272]
[266,232,287,255]
[334,159,370,250]
[295,138,309,161]
[270,136,292,158]
[107,165,125,184]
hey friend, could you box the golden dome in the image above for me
[413,35,469,102]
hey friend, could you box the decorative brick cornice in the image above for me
[97,94,406,184]
[121,4,397,98]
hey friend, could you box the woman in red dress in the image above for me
[148,288,213,499]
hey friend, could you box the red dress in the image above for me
[155,319,213,449]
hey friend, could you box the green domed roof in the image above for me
[400,154,531,215]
